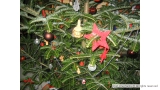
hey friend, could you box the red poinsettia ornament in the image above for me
[84,23,111,63]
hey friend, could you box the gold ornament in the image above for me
[44,40,49,45]
[72,19,83,38]
[59,55,64,62]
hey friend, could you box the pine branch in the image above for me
[20,5,39,16]
[113,32,140,43]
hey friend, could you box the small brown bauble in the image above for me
[43,32,54,42]
[89,7,97,15]
[20,56,26,62]
[59,24,64,29]
[106,70,109,75]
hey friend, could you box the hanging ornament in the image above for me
[76,52,80,55]
[72,19,83,38]
[82,79,86,84]
[94,0,103,3]
[40,41,45,47]
[44,40,49,45]
[23,78,34,84]
[131,5,136,11]
[51,41,58,50]
[108,81,111,88]
[34,38,40,44]
[135,4,140,10]
[127,49,138,58]
[49,64,53,69]
[51,41,58,47]
[43,32,54,42]
[84,23,111,63]
[115,58,119,61]
[73,0,80,11]
[129,23,133,28]
[89,6,97,15]
[88,64,96,71]
[77,66,81,74]
[79,61,85,66]
[113,25,117,31]
[59,24,64,29]
[127,50,134,55]
[106,70,109,75]
[59,55,64,62]
[42,10,46,18]
[20,56,26,62]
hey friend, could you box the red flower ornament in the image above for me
[84,23,111,63]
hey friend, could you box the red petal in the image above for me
[92,40,99,51]
[92,23,101,36]
[83,23,102,39]
[98,39,109,49]
[99,30,111,40]
[100,48,109,63]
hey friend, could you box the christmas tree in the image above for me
[20,0,140,90]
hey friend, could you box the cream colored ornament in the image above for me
[59,55,64,62]
[72,19,83,38]
[76,66,81,74]
[44,40,49,45]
